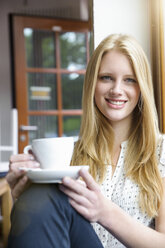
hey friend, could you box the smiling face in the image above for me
[94,50,140,128]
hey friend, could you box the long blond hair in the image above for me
[71,34,163,217]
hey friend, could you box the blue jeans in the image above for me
[7,184,104,248]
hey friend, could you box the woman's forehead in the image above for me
[99,50,135,75]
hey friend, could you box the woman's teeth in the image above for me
[108,100,126,105]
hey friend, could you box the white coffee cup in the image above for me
[23,137,74,170]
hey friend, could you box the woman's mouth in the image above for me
[105,99,127,106]
[104,98,128,109]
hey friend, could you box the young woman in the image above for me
[7,34,165,248]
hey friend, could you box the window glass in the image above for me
[29,115,58,143]
[27,73,57,110]
[63,116,81,137]
[61,73,84,109]
[24,28,56,68]
[60,32,86,70]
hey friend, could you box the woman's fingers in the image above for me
[10,154,35,163]
[76,178,87,187]
[6,168,25,189]
[69,198,90,218]
[59,184,90,207]
[78,168,100,192]
[9,154,40,173]
[7,159,39,188]
[61,171,100,206]
[6,153,40,199]
[12,175,30,199]
[62,176,89,196]
[61,169,101,199]
[10,160,40,170]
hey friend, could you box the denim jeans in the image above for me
[7,184,104,248]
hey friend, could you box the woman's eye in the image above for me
[99,75,112,81]
[125,78,136,83]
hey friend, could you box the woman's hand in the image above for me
[60,171,165,248]
[6,154,40,199]
[59,168,111,223]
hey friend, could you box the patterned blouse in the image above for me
[92,134,165,248]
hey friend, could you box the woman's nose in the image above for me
[110,80,122,95]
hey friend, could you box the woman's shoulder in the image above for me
[157,133,165,177]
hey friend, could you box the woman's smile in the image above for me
[105,98,128,108]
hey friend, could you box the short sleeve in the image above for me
[158,134,165,178]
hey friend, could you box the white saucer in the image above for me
[19,166,89,183]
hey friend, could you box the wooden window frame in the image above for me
[150,0,165,132]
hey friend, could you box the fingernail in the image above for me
[63,177,70,184]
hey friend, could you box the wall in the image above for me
[0,0,88,158]
[93,0,150,59]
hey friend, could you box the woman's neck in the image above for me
[111,118,132,149]
[111,126,129,167]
